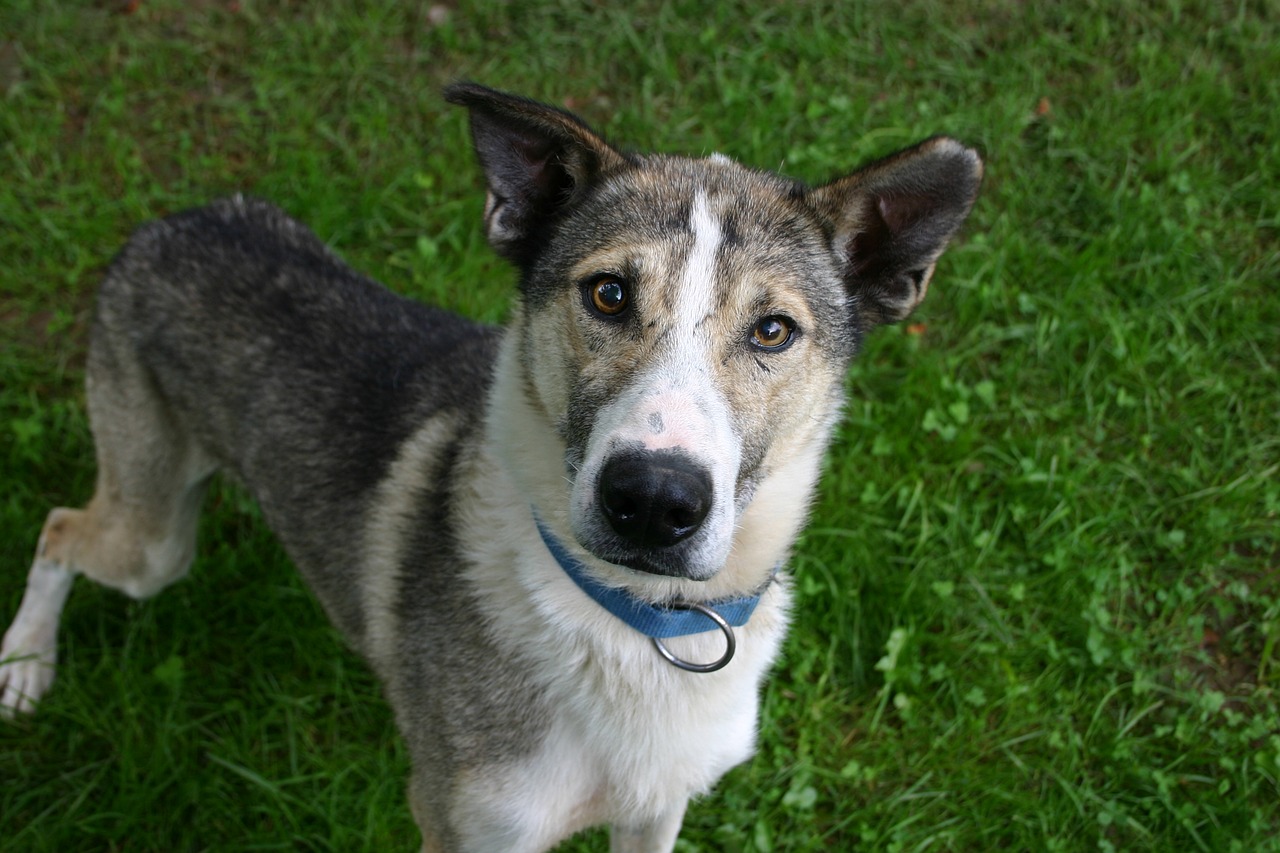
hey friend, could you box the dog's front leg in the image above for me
[609,802,687,853]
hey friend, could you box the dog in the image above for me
[0,83,982,851]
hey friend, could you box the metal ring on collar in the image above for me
[651,603,736,673]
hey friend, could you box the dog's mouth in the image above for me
[592,546,708,579]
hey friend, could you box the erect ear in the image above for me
[444,82,629,265]
[808,137,983,328]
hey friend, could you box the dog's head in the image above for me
[447,84,982,584]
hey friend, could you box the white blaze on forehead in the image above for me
[647,187,729,451]
[678,190,722,328]
[646,188,729,452]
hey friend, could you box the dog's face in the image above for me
[526,159,856,579]
[446,85,982,582]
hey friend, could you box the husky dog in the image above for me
[0,84,982,851]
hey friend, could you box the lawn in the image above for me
[1,1,1277,850]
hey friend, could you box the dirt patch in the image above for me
[1,289,96,393]
[1188,551,1279,703]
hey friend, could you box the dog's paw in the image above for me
[0,626,57,717]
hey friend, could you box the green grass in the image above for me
[2,0,1277,850]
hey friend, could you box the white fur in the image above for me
[361,413,460,672]
[682,190,722,317]
[0,556,75,716]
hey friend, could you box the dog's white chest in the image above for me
[451,640,773,851]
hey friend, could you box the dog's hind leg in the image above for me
[1,330,213,716]
[0,518,76,716]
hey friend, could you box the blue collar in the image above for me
[534,518,773,639]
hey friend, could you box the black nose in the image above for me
[598,450,712,549]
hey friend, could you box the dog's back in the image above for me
[93,196,501,637]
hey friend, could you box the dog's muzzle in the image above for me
[598,449,711,551]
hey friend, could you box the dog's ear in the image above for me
[808,137,983,328]
[445,83,628,264]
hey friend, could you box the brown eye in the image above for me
[751,316,795,350]
[586,276,629,317]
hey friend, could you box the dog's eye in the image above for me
[585,276,629,318]
[751,316,795,350]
